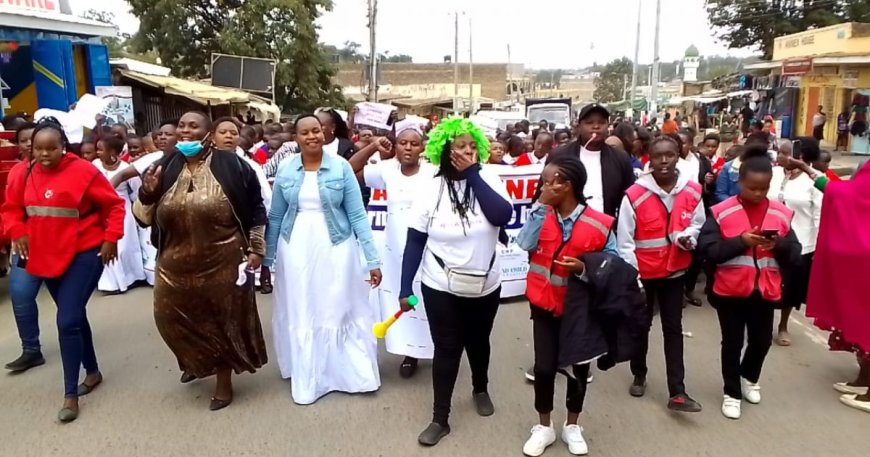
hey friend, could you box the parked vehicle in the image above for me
[525,98,572,128]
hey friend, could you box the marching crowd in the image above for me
[0,102,868,456]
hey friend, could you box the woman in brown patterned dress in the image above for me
[133,111,268,411]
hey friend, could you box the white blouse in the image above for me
[769,166,823,255]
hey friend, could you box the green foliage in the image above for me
[322,41,413,64]
[706,0,870,59]
[593,57,633,103]
[127,0,347,113]
[535,69,563,88]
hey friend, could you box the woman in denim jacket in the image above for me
[265,114,382,405]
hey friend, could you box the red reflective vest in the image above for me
[626,181,702,279]
[526,206,614,316]
[710,197,793,301]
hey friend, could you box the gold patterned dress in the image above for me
[135,154,268,377]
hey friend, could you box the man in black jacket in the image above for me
[547,104,636,216]
[524,103,637,383]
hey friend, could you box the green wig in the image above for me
[424,116,490,166]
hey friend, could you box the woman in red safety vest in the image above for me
[699,144,802,421]
[616,135,706,413]
[2,118,125,423]
[517,154,617,457]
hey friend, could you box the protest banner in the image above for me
[354,102,396,131]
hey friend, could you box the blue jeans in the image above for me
[9,254,43,353]
[43,249,104,397]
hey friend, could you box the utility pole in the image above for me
[468,17,474,116]
[650,0,661,115]
[507,44,515,105]
[453,11,460,115]
[630,0,641,118]
[367,0,378,102]
[623,74,629,102]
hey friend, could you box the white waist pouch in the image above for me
[434,254,494,296]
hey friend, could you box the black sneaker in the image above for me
[5,351,45,372]
[399,357,418,379]
[629,375,647,397]
[668,393,703,413]
[418,422,450,446]
[473,392,495,416]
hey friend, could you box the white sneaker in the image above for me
[833,382,869,396]
[587,373,594,384]
[561,423,589,455]
[523,423,556,457]
[741,378,762,404]
[722,395,742,420]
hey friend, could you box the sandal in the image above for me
[774,331,792,347]
[180,372,197,384]
[399,357,418,379]
[209,396,233,411]
[76,372,103,396]
[260,268,273,295]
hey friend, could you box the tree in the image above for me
[593,58,633,103]
[535,69,563,88]
[80,9,160,63]
[706,0,870,60]
[128,0,347,112]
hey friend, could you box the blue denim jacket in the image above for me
[714,159,740,204]
[264,153,381,269]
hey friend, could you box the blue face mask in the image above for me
[176,140,204,157]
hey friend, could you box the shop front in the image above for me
[744,23,870,153]
[0,0,115,116]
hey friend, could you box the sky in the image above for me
[71,0,758,69]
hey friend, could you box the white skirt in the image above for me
[98,205,146,292]
[138,226,157,286]
[379,240,433,360]
[272,210,381,405]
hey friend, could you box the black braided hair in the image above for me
[547,154,587,205]
[31,117,71,151]
[739,144,773,179]
[435,141,477,231]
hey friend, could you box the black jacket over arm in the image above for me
[546,141,636,217]
[138,149,266,252]
[558,252,647,371]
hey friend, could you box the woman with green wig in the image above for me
[397,117,513,446]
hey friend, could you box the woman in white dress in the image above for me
[93,136,146,293]
[212,117,275,294]
[265,114,383,405]
[770,138,824,346]
[349,125,437,378]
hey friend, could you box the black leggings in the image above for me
[422,284,501,426]
[532,308,590,414]
[714,293,776,399]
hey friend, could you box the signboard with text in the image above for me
[0,0,61,14]
[782,57,813,76]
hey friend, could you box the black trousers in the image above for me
[422,284,501,426]
[631,277,686,396]
[532,307,590,414]
[684,253,703,294]
[713,292,776,399]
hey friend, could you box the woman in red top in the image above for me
[2,118,125,423]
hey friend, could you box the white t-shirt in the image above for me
[323,138,339,156]
[769,167,823,255]
[676,152,701,184]
[409,167,512,297]
[132,151,165,175]
[579,146,604,213]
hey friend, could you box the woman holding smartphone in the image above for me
[699,145,802,420]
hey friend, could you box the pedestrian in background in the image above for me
[617,136,705,413]
[2,122,46,374]
[3,118,125,422]
[699,145,801,420]
[134,111,268,411]
[769,138,823,347]
[398,117,512,446]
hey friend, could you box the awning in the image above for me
[0,9,116,38]
[392,97,453,107]
[110,58,171,77]
[745,53,870,71]
[118,69,281,121]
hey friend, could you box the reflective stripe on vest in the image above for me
[528,263,569,287]
[631,190,654,210]
[577,214,610,238]
[684,184,702,202]
[721,256,779,269]
[715,204,742,224]
[25,206,80,218]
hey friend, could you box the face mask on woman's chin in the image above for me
[176,140,204,157]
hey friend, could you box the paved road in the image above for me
[0,283,865,457]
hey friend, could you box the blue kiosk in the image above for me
[0,0,115,116]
